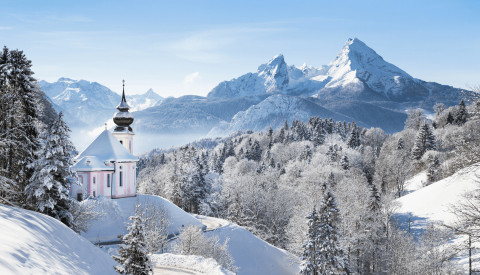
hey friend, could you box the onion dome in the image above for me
[113,80,134,132]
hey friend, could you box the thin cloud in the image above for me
[183,72,201,85]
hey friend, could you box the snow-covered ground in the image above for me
[84,194,204,243]
[395,163,480,271]
[151,253,234,275]
[203,222,300,275]
[0,204,116,275]
[396,164,480,227]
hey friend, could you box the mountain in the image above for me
[39,78,163,128]
[41,38,472,150]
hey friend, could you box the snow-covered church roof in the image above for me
[72,129,138,171]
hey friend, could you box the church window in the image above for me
[93,176,96,184]
[93,191,96,197]
[120,140,123,145]
[107,174,111,187]
[120,171,123,187]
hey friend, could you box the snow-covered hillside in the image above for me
[0,204,116,275]
[395,164,480,228]
[83,194,204,243]
[204,223,300,275]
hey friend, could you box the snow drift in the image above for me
[0,204,116,275]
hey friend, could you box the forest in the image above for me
[138,95,480,273]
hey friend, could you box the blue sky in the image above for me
[1,0,479,97]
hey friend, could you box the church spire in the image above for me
[113,80,134,132]
[117,79,130,111]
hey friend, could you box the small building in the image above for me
[71,82,138,200]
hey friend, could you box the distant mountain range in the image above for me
[40,38,472,139]
[39,78,163,128]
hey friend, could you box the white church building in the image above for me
[70,82,138,200]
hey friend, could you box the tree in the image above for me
[340,155,349,170]
[317,190,349,274]
[25,112,76,227]
[0,47,40,206]
[300,207,321,275]
[456,100,468,125]
[114,205,153,275]
[174,225,236,272]
[138,200,172,254]
[347,122,360,149]
[412,123,436,160]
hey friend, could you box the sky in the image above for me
[0,0,479,97]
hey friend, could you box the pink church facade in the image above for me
[70,82,138,200]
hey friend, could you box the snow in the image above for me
[83,194,204,243]
[203,223,300,275]
[73,129,138,168]
[396,163,480,227]
[402,170,427,195]
[0,204,116,275]
[151,253,234,275]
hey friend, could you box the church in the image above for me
[70,82,138,200]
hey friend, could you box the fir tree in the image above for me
[446,111,454,125]
[455,100,468,125]
[300,207,321,275]
[347,122,361,149]
[317,190,348,274]
[412,123,436,160]
[25,112,76,227]
[340,155,349,170]
[0,47,40,205]
[114,205,152,275]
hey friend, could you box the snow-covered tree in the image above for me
[138,200,172,254]
[412,123,436,160]
[316,190,349,274]
[0,47,41,206]
[347,122,360,149]
[174,225,236,272]
[114,205,152,275]
[455,100,468,125]
[25,112,76,227]
[300,207,321,275]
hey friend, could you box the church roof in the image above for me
[71,156,114,171]
[73,129,138,171]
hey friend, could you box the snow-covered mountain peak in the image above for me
[257,54,289,93]
[321,38,424,100]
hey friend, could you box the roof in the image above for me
[73,130,138,170]
[71,156,114,171]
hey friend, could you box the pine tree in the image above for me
[347,122,361,149]
[0,47,40,206]
[317,191,348,274]
[340,155,349,170]
[455,100,468,125]
[412,123,436,160]
[25,112,76,226]
[300,207,321,275]
[446,112,454,125]
[114,205,152,275]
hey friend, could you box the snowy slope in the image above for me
[151,253,234,275]
[0,204,116,275]
[83,194,204,242]
[204,223,300,275]
[396,164,480,228]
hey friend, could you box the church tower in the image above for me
[112,80,134,154]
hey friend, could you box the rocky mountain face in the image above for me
[40,38,472,146]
